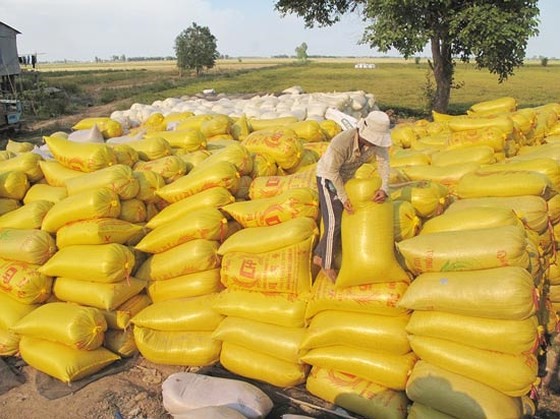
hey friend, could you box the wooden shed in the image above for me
[0,22,21,94]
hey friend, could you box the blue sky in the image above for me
[2,0,557,62]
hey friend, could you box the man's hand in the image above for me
[343,199,354,214]
[373,189,388,203]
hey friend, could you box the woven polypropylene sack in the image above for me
[337,177,410,288]
[397,266,536,320]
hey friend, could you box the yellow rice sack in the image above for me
[107,143,139,167]
[407,311,540,355]
[220,341,307,388]
[393,200,422,241]
[146,186,234,229]
[389,148,431,168]
[173,114,212,131]
[193,143,253,176]
[220,236,313,295]
[0,170,29,200]
[408,335,537,397]
[176,149,211,170]
[218,217,318,255]
[136,239,219,282]
[242,128,304,170]
[391,124,419,148]
[133,170,165,203]
[40,243,134,283]
[481,157,560,191]
[468,96,518,116]
[0,150,15,160]
[212,316,306,364]
[53,276,146,310]
[41,187,121,233]
[456,171,554,199]
[0,228,56,265]
[447,115,514,136]
[6,139,34,153]
[547,194,560,225]
[283,151,318,175]
[118,198,146,223]
[445,195,549,234]
[420,206,522,235]
[399,163,480,192]
[72,117,123,138]
[213,289,307,328]
[144,129,206,151]
[0,152,44,182]
[286,120,327,142]
[397,266,537,320]
[11,302,107,350]
[0,258,52,304]
[132,294,223,331]
[0,327,20,356]
[430,145,496,167]
[248,168,317,199]
[406,360,523,419]
[0,291,38,329]
[0,200,54,229]
[103,328,137,357]
[44,135,117,173]
[396,225,529,275]
[156,161,240,203]
[117,137,173,161]
[301,346,417,390]
[302,310,410,355]
[23,184,67,204]
[136,208,227,254]
[319,120,341,140]
[133,155,187,184]
[147,269,223,303]
[65,164,140,200]
[101,293,152,330]
[248,116,299,131]
[306,273,409,319]
[337,178,409,288]
[200,115,233,138]
[306,367,409,419]
[548,263,560,286]
[19,336,119,383]
[0,198,20,215]
[230,114,251,141]
[407,403,456,419]
[250,152,278,178]
[133,326,220,366]
[38,160,82,187]
[56,218,144,248]
[222,188,318,228]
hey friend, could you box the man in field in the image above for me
[313,110,392,282]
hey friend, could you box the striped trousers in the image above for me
[314,176,343,270]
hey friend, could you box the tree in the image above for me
[275,0,539,113]
[295,42,309,62]
[174,22,219,77]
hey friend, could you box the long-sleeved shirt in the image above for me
[316,127,390,203]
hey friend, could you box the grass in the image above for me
[27,57,560,122]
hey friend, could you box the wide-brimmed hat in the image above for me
[356,111,392,147]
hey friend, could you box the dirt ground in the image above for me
[0,355,357,419]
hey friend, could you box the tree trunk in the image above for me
[430,36,453,113]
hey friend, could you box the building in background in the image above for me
[0,21,21,95]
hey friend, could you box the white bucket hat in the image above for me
[357,110,392,148]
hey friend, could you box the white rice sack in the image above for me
[162,372,273,419]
